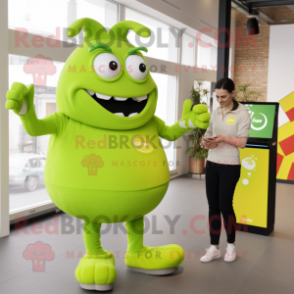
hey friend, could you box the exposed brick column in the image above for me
[234,10,269,102]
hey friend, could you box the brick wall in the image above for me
[261,6,294,25]
[233,7,294,102]
[233,10,269,102]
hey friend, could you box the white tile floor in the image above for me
[0,175,293,294]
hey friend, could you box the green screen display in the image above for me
[244,104,276,139]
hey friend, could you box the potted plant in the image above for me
[235,83,262,102]
[185,79,209,174]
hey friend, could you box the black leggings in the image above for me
[205,160,241,245]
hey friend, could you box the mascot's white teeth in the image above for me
[86,90,148,102]
[85,89,149,117]
[114,97,128,101]
[114,112,138,117]
[95,92,112,100]
[128,113,138,117]
[86,90,94,96]
[132,95,147,102]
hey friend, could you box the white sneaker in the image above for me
[200,245,221,263]
[224,243,237,262]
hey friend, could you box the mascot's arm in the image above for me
[153,100,211,141]
[153,115,188,141]
[19,111,58,137]
[6,82,58,136]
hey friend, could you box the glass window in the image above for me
[8,54,64,212]
[197,45,217,72]
[9,156,25,169]
[151,73,178,171]
[9,0,68,38]
[194,80,211,106]
[228,47,233,79]
[181,34,195,66]
[8,0,118,42]
[76,0,106,26]
[197,33,217,71]
[39,158,46,168]
[28,158,38,168]
[125,8,179,63]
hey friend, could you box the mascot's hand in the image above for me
[6,82,35,116]
[178,99,210,130]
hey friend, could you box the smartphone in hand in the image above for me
[204,136,217,141]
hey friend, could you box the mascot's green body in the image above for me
[6,18,210,291]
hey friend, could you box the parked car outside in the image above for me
[9,153,46,192]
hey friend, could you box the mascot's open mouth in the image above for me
[85,89,148,117]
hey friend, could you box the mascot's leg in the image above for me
[75,221,116,291]
[125,217,185,275]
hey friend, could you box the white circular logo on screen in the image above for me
[251,112,268,131]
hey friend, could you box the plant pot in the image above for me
[189,157,205,174]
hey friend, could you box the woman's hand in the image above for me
[200,137,208,149]
[201,135,247,150]
[201,135,218,149]
[214,135,224,144]
[207,135,225,148]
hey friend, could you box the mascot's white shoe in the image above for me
[200,245,221,263]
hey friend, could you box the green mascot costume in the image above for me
[6,18,210,291]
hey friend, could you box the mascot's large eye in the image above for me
[93,53,121,79]
[125,55,148,80]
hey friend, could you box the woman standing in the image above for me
[200,78,251,263]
